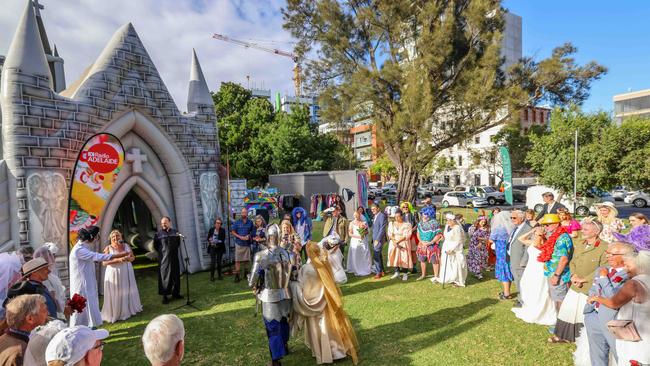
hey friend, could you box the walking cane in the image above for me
[441,250,449,289]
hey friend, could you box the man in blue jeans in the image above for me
[370,204,387,279]
[231,208,254,283]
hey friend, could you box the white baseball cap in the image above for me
[45,326,109,365]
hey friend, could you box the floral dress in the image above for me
[467,226,490,276]
[416,220,442,264]
[490,227,514,282]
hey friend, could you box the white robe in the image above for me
[69,241,113,327]
[438,225,467,287]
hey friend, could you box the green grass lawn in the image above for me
[101,219,575,366]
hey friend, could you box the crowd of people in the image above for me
[0,222,188,366]
[2,190,650,365]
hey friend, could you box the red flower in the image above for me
[630,360,640,366]
[613,276,624,283]
[67,293,87,313]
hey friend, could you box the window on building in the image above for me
[474,135,480,144]
[489,174,496,187]
[454,175,461,186]
[524,109,528,121]
[474,174,481,186]
[457,156,463,167]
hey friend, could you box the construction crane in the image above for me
[212,33,302,96]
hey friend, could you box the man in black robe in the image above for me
[154,216,183,304]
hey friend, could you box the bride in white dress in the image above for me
[101,230,142,323]
[511,226,557,325]
[346,211,372,276]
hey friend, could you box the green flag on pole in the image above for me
[499,146,513,205]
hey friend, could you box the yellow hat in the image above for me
[538,214,561,225]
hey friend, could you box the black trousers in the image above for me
[210,250,224,279]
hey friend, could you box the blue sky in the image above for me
[503,1,650,112]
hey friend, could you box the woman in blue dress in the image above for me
[489,211,515,300]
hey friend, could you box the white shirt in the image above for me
[508,222,527,256]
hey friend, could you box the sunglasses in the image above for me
[93,341,105,351]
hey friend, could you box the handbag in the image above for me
[606,298,641,342]
[606,319,641,342]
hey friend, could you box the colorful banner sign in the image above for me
[499,146,513,205]
[68,133,125,247]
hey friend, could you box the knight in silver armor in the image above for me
[249,223,292,366]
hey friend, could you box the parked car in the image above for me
[624,191,649,208]
[427,183,453,195]
[417,186,436,199]
[610,186,628,201]
[454,185,506,205]
[525,185,605,216]
[512,185,529,203]
[590,188,616,203]
[381,183,397,193]
[441,192,488,208]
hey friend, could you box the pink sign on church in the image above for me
[67,133,125,247]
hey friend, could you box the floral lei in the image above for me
[537,226,568,263]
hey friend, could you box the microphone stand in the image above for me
[174,234,199,311]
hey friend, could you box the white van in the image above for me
[525,185,603,217]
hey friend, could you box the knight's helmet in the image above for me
[266,224,280,249]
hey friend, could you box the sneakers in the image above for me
[390,272,400,279]
[402,273,408,281]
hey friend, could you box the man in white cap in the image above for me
[4,258,58,318]
[46,326,109,366]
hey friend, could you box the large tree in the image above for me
[283,0,606,202]
[214,82,357,186]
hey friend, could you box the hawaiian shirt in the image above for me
[544,232,573,283]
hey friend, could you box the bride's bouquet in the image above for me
[67,293,87,314]
[357,225,368,238]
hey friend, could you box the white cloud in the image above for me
[0,0,296,111]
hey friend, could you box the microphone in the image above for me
[177,233,185,238]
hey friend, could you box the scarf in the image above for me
[537,226,568,263]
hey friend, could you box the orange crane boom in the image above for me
[212,33,302,96]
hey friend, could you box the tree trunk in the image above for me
[396,164,420,204]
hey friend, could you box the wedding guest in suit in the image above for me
[207,218,226,281]
[0,294,48,365]
[370,205,387,279]
[535,192,567,221]
[508,210,533,307]
[588,250,650,366]
[548,220,607,343]
[581,242,635,365]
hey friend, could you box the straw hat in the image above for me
[21,257,49,279]
[594,201,618,218]
[538,214,561,225]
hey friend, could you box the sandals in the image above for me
[547,336,569,344]
[498,292,511,300]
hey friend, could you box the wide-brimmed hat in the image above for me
[539,214,561,225]
[594,201,618,217]
[21,257,49,278]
